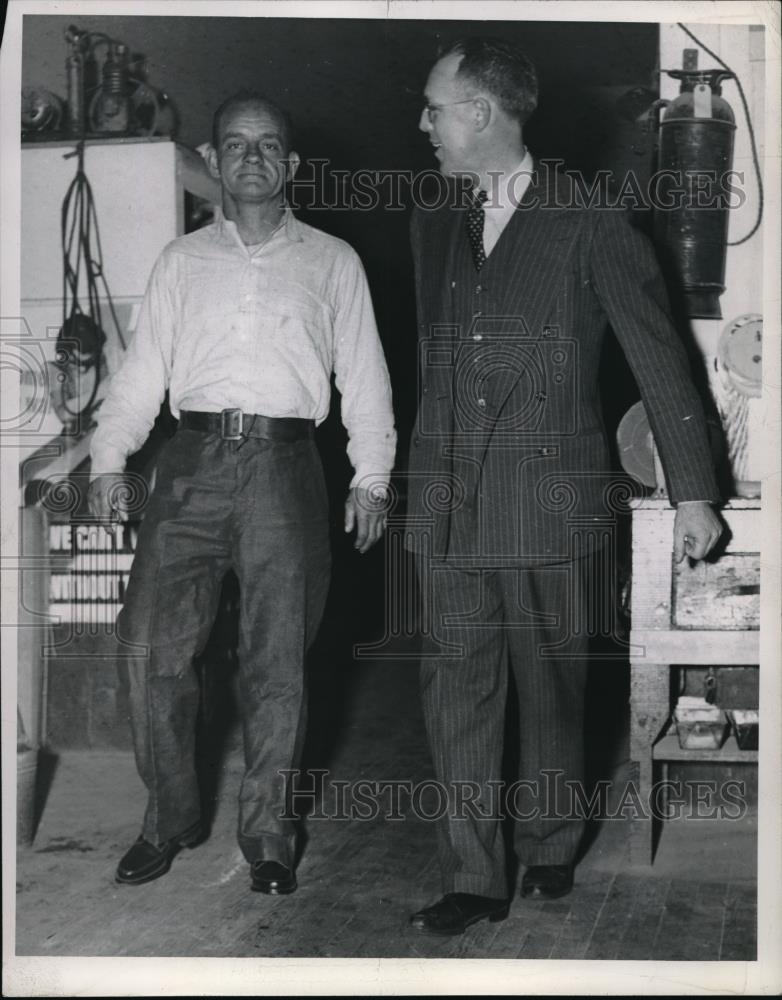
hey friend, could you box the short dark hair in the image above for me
[212,90,294,151]
[438,37,538,126]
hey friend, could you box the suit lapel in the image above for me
[486,173,582,336]
[416,172,586,471]
[418,202,468,427]
[482,175,584,403]
[466,174,586,466]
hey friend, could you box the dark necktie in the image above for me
[465,189,488,271]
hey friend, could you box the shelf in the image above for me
[629,630,760,663]
[20,429,95,487]
[628,497,761,510]
[22,135,172,148]
[653,732,758,763]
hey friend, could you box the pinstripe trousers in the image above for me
[418,557,590,898]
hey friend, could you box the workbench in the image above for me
[628,498,760,864]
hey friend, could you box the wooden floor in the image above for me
[14,655,757,962]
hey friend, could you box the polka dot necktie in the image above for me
[465,188,488,271]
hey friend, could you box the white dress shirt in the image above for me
[90,210,396,489]
[481,148,535,256]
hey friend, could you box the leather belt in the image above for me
[179,409,314,442]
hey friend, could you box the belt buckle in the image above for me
[220,407,244,441]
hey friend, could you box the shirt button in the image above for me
[451,281,457,289]
[475,285,483,294]
[477,398,486,407]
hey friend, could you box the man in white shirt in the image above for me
[88,91,396,894]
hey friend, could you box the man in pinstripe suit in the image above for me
[406,38,723,936]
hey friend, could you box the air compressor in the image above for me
[653,67,737,320]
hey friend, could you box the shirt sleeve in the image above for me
[331,247,396,491]
[89,248,176,478]
[589,208,721,504]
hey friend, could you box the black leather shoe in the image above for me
[115,821,204,885]
[409,892,509,936]
[520,864,574,900]
[250,860,297,895]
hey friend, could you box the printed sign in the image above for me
[48,520,139,624]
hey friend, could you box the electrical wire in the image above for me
[676,22,764,246]
[59,141,126,419]
[62,142,126,351]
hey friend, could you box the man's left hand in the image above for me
[673,501,723,563]
[344,486,387,554]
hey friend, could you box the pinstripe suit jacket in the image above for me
[405,168,720,564]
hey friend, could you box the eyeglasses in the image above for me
[423,98,476,123]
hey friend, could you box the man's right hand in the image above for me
[87,473,128,521]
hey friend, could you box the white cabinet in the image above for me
[22,137,217,300]
[18,137,219,471]
[15,139,219,758]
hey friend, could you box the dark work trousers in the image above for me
[117,427,331,867]
[417,557,590,899]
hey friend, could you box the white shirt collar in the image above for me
[477,150,535,257]
[481,148,535,212]
[217,205,303,249]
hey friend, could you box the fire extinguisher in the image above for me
[653,68,736,320]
